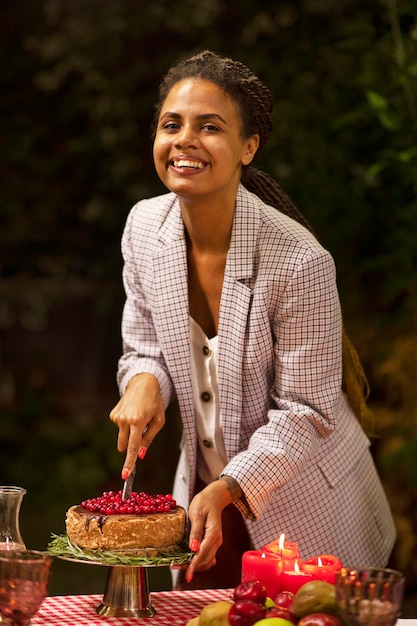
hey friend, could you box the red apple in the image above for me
[234,580,267,605]
[297,613,342,626]
[267,605,298,625]
[273,591,295,610]
[229,599,266,626]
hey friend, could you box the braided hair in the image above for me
[154,50,372,431]
[153,50,273,152]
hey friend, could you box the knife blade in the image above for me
[122,459,137,500]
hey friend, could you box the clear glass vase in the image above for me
[0,486,26,551]
[0,487,27,623]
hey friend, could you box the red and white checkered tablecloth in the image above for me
[31,588,234,625]
[19,590,417,625]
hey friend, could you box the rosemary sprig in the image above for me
[47,534,193,567]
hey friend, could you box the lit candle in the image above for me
[263,533,300,571]
[279,561,314,594]
[301,554,342,585]
[241,550,283,599]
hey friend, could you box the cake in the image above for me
[65,490,187,554]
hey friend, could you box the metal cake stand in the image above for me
[57,553,187,618]
[96,562,156,618]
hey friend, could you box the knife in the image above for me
[122,459,137,500]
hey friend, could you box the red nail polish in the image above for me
[190,539,200,552]
[121,468,129,480]
[138,447,147,460]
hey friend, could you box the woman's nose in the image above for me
[175,125,199,148]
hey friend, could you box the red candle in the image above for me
[279,561,314,594]
[301,554,342,585]
[241,550,283,599]
[263,534,300,571]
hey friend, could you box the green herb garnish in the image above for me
[48,533,193,567]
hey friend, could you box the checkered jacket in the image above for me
[117,184,396,566]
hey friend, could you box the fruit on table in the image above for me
[297,613,342,626]
[199,600,233,626]
[229,598,266,626]
[292,581,338,619]
[273,591,295,610]
[233,580,267,605]
[266,605,298,624]
[253,618,295,626]
[188,578,341,626]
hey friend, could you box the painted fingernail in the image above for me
[190,539,200,552]
[121,468,129,480]
[186,571,193,583]
[138,447,147,460]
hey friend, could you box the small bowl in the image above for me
[336,567,405,626]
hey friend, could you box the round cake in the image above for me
[65,490,187,554]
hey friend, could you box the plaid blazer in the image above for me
[117,184,396,566]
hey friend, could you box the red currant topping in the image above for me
[80,491,176,515]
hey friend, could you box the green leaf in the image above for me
[365,89,399,130]
[365,89,389,112]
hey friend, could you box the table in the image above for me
[31,588,233,625]
[31,590,416,625]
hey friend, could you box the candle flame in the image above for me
[278,533,285,550]
[294,561,300,573]
[261,552,266,559]
[318,557,323,566]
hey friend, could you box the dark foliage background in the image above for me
[1,0,416,613]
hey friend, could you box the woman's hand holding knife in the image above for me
[109,372,166,481]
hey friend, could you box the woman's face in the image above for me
[153,79,259,203]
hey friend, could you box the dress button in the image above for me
[202,345,210,356]
[201,391,211,402]
[203,439,212,448]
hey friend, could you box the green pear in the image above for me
[293,580,338,618]
[199,600,233,626]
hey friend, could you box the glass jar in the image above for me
[0,486,26,551]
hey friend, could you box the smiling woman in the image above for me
[108,50,396,591]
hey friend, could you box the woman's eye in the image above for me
[202,124,220,132]
[163,122,180,131]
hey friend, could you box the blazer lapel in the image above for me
[218,185,259,460]
[149,198,198,480]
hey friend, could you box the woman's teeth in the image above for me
[173,159,204,169]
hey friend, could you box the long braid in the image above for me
[156,50,373,432]
[241,167,315,235]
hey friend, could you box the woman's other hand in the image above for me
[185,478,233,583]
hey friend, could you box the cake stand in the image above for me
[55,549,191,618]
[97,561,158,617]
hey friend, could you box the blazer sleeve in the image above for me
[116,204,174,407]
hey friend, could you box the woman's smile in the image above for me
[170,156,208,174]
